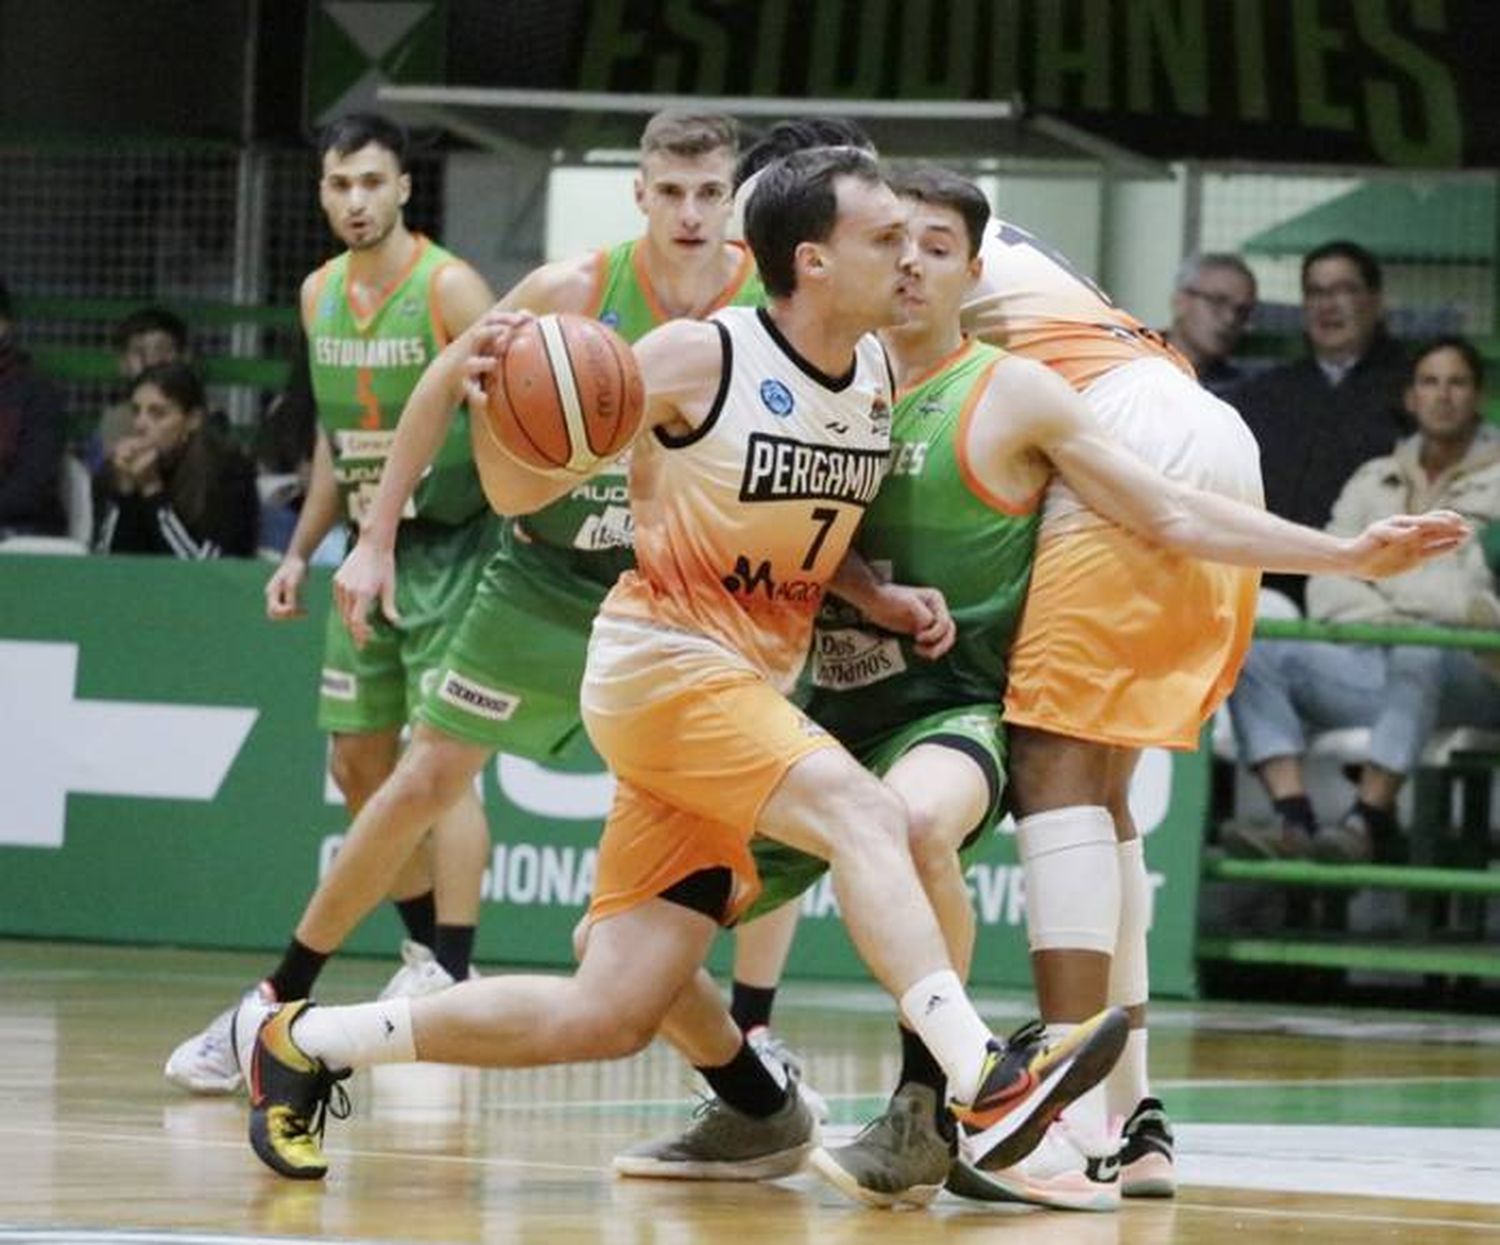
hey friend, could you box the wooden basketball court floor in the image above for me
[3,940,1499,1244]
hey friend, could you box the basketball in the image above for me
[473,313,645,484]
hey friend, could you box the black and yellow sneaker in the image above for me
[247,1000,350,1181]
[951,1008,1128,1172]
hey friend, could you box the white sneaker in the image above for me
[995,1121,1122,1212]
[163,981,276,1095]
[746,1026,829,1123]
[378,939,480,999]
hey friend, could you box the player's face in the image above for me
[119,329,182,380]
[635,149,735,260]
[319,143,410,252]
[130,382,201,457]
[1405,346,1481,444]
[815,176,916,329]
[1303,255,1382,362]
[1172,266,1255,363]
[895,200,981,333]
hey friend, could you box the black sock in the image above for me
[897,1024,955,1142]
[730,982,777,1034]
[434,923,475,982]
[267,938,329,1001]
[697,1039,789,1119]
[1353,800,1398,839]
[1273,794,1317,833]
[394,890,437,948]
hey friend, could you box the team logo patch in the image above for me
[599,310,622,329]
[321,669,357,701]
[438,671,521,722]
[869,394,892,431]
[759,378,795,417]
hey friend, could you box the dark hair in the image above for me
[640,111,738,160]
[131,361,217,527]
[0,277,11,321]
[734,117,876,191]
[1301,240,1383,294]
[111,305,188,354]
[887,166,990,259]
[319,112,409,171]
[1410,335,1485,389]
[745,148,886,299]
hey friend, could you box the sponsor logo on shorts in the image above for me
[321,669,357,701]
[573,504,635,550]
[810,627,907,689]
[759,378,795,417]
[438,672,521,722]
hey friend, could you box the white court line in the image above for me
[1173,1200,1500,1233]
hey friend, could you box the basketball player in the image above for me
[163,113,496,1094]
[703,168,1461,1210]
[164,112,785,1092]
[240,148,1129,1184]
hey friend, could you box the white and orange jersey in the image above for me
[963,217,1192,392]
[601,305,894,693]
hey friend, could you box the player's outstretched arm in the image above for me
[829,546,956,660]
[974,357,1470,579]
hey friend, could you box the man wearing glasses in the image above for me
[1166,253,1258,396]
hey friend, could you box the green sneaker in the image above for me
[246,1000,350,1181]
[808,1082,955,1209]
[613,1086,817,1181]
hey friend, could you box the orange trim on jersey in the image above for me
[302,261,335,328]
[345,234,430,331]
[426,259,457,349]
[702,241,758,315]
[895,336,978,401]
[954,359,1046,517]
[633,238,756,324]
[581,248,611,319]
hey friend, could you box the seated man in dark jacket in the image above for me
[1229,240,1410,610]
[0,278,67,539]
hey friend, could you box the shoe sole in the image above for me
[963,1008,1129,1172]
[1121,1154,1177,1199]
[944,1159,1032,1204]
[248,1109,328,1181]
[806,1146,944,1210]
[1122,1177,1177,1198]
[612,1140,814,1182]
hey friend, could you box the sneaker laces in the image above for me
[1002,1019,1046,1052]
[283,1069,352,1145]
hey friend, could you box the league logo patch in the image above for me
[759,378,795,417]
[599,310,622,329]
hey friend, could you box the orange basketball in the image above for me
[474,313,645,480]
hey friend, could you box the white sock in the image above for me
[899,969,992,1104]
[1047,1023,1111,1156]
[292,998,416,1071]
[1108,1029,1150,1122]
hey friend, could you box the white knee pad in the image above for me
[1017,806,1120,954]
[1108,836,1153,1008]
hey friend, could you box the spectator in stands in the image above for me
[93,306,190,466]
[1230,240,1411,609]
[0,277,67,539]
[95,361,258,558]
[1166,252,1258,395]
[1226,337,1500,862]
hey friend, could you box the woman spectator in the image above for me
[95,362,258,558]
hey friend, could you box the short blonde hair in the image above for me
[640,111,739,161]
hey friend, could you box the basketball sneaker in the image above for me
[379,940,482,1000]
[247,1000,351,1181]
[613,1085,817,1180]
[745,1026,829,1122]
[952,1008,1128,1172]
[1118,1097,1176,1198]
[807,1082,954,1209]
[163,980,277,1095]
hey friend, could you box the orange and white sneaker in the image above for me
[946,1120,1121,1212]
[951,1009,1128,1172]
[1118,1097,1176,1198]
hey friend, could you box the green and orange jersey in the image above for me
[511,238,765,589]
[806,338,1042,748]
[306,236,486,528]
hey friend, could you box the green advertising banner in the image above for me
[0,555,1208,996]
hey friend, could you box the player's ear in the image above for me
[633,175,646,215]
[796,241,827,284]
[396,173,411,208]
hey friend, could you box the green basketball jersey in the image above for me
[510,239,765,588]
[806,339,1041,749]
[308,236,486,528]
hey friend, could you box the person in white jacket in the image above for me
[1228,336,1500,863]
